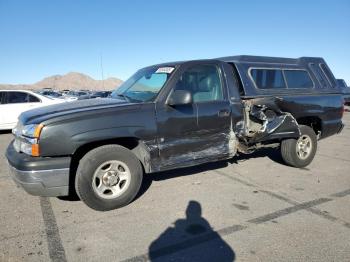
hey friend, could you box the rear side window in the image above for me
[284,70,313,89]
[229,63,244,96]
[320,63,337,87]
[337,79,347,88]
[28,94,40,102]
[0,92,4,104]
[309,63,329,88]
[250,69,286,89]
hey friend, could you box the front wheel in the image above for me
[75,145,143,211]
[281,125,317,168]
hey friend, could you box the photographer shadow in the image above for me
[148,200,235,261]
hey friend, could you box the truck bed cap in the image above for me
[217,55,325,65]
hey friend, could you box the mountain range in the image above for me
[0,72,123,91]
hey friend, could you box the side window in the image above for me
[174,64,223,103]
[229,63,244,96]
[7,92,29,104]
[337,79,347,88]
[28,94,40,103]
[309,63,329,88]
[250,69,286,89]
[0,92,4,104]
[320,63,337,87]
[284,70,313,89]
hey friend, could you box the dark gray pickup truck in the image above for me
[6,55,345,211]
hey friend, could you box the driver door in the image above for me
[155,62,232,170]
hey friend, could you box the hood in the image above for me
[19,98,133,124]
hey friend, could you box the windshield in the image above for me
[111,66,174,102]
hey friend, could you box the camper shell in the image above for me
[218,55,341,97]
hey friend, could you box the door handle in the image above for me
[218,109,230,117]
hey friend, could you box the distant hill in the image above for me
[0,72,123,91]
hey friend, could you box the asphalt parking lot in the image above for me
[0,113,349,262]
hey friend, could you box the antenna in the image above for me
[100,52,104,89]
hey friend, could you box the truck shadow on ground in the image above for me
[148,200,235,261]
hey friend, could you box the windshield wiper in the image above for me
[116,93,130,102]
[115,93,143,103]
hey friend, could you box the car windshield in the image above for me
[111,66,174,102]
[37,93,54,100]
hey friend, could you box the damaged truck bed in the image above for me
[6,55,345,210]
[237,97,301,150]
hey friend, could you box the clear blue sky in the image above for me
[0,0,349,84]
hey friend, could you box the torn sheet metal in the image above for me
[237,97,300,145]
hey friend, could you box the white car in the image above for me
[0,90,65,130]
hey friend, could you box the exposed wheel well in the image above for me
[296,117,322,136]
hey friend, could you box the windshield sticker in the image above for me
[156,67,174,74]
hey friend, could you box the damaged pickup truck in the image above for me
[6,55,345,211]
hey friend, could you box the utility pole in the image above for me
[100,52,104,90]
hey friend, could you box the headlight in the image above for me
[13,123,44,157]
[22,124,44,138]
[19,138,39,155]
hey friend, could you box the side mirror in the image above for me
[167,90,192,106]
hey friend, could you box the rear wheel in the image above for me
[75,145,143,211]
[281,125,317,168]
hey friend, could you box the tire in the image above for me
[75,145,143,211]
[281,125,317,168]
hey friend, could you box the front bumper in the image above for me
[6,141,71,197]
